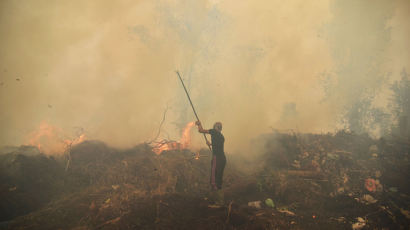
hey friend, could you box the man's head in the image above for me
[213,122,222,132]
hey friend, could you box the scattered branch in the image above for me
[226,200,233,224]
[147,105,169,144]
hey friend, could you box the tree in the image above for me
[389,69,410,137]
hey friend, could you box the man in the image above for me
[195,121,226,204]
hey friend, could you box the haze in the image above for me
[0,0,409,153]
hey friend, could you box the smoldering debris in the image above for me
[0,132,409,230]
[0,148,64,222]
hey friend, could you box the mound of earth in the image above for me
[1,132,409,229]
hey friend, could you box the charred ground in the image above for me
[0,131,409,230]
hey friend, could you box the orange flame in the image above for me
[27,121,86,155]
[152,122,195,154]
[180,122,195,147]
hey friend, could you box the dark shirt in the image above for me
[209,129,225,155]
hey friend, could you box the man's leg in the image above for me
[210,155,217,190]
[215,155,226,205]
[215,154,226,189]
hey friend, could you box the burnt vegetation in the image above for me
[0,73,409,230]
[0,129,409,230]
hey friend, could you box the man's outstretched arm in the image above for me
[195,121,212,147]
[195,121,209,134]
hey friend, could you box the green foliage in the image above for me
[342,69,410,137]
[343,94,390,136]
[389,69,410,121]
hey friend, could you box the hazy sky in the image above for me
[0,0,409,153]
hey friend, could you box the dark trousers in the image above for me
[210,154,226,190]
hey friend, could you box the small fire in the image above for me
[27,121,86,155]
[64,133,86,146]
[152,122,195,154]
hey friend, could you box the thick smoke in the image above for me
[0,0,409,153]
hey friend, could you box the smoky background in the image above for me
[0,0,409,155]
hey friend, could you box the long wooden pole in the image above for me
[176,71,212,152]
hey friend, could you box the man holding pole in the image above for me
[196,121,226,204]
[176,71,226,205]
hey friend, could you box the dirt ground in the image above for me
[0,131,409,230]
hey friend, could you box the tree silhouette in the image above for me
[389,69,410,137]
